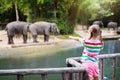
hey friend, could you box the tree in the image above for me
[0,0,120,34]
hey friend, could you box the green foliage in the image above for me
[45,18,74,35]
[57,20,74,35]
[0,0,120,33]
[37,0,44,4]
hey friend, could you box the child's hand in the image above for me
[69,36,82,42]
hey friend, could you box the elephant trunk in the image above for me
[52,27,60,35]
[56,28,60,35]
[27,23,31,32]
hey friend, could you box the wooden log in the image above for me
[0,67,86,75]
[66,58,84,67]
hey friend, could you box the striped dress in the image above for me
[81,39,103,63]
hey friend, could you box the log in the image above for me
[0,67,86,75]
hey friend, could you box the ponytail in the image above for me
[88,25,103,42]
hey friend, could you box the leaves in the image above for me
[0,0,119,24]
[37,0,44,4]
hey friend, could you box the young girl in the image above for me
[69,24,104,80]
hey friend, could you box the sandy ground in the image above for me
[0,29,120,49]
[0,30,81,49]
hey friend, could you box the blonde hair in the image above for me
[88,25,102,42]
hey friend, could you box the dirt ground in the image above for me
[0,29,120,49]
[0,30,80,49]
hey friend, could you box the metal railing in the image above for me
[66,53,120,80]
[0,67,87,80]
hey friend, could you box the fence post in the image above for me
[113,57,117,80]
[66,64,73,80]
[79,72,83,80]
[41,74,47,80]
[17,75,24,80]
[100,58,104,80]
[62,73,70,80]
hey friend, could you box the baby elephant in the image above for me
[29,21,59,43]
[5,21,30,44]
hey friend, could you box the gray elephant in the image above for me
[93,21,103,28]
[29,21,59,43]
[5,21,30,44]
[107,22,118,31]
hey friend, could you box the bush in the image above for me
[56,20,74,35]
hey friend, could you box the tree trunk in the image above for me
[68,0,80,26]
[15,1,19,21]
[54,0,58,18]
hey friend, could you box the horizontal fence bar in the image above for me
[0,67,86,75]
[98,53,120,59]
[66,53,120,61]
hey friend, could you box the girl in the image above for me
[69,24,104,80]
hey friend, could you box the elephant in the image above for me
[92,21,104,28]
[29,21,59,43]
[107,22,118,31]
[5,21,30,44]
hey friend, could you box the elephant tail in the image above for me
[5,26,8,31]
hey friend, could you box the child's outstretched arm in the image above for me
[69,36,82,42]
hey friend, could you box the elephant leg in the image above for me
[23,34,27,43]
[8,36,11,44]
[32,34,38,43]
[8,35,14,44]
[44,35,49,42]
[113,27,115,31]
